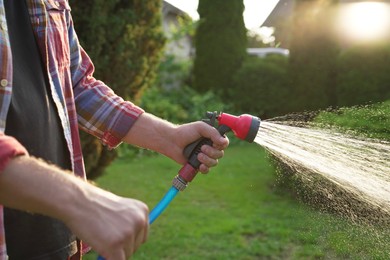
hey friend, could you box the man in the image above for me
[0,0,228,259]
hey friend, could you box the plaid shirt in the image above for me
[0,0,144,258]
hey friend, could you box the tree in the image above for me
[288,0,340,112]
[193,0,247,101]
[69,0,165,179]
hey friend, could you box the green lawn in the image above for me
[85,143,390,260]
[314,100,390,141]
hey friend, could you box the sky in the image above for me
[164,0,280,29]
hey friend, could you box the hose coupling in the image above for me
[172,175,188,191]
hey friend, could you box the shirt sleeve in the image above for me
[0,133,29,172]
[67,16,144,148]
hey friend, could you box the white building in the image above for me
[162,1,193,60]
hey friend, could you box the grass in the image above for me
[314,100,390,141]
[84,143,390,260]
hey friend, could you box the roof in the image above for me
[262,0,295,27]
[162,1,190,19]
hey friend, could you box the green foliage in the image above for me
[336,46,390,107]
[69,0,165,179]
[118,53,229,160]
[140,85,227,123]
[287,0,390,112]
[70,0,165,100]
[232,55,290,119]
[288,0,340,112]
[154,55,193,91]
[84,144,390,259]
[314,100,390,141]
[193,0,247,100]
[168,16,198,43]
[139,56,227,124]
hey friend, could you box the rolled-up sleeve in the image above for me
[68,18,144,148]
[0,133,28,172]
[71,49,144,148]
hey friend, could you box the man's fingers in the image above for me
[201,145,224,159]
[198,152,219,167]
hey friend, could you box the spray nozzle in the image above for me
[216,112,261,143]
[173,112,261,191]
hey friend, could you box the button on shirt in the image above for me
[0,0,144,258]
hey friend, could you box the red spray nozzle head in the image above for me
[217,113,261,143]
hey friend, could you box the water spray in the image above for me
[97,112,260,259]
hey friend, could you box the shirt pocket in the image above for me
[43,0,72,68]
[44,0,71,13]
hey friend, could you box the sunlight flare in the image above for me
[336,2,390,43]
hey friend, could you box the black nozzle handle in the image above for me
[184,125,231,169]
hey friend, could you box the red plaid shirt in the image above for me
[0,0,144,258]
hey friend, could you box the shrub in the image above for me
[288,0,340,112]
[232,55,290,119]
[117,55,229,158]
[140,85,227,124]
[140,55,228,123]
[336,46,390,107]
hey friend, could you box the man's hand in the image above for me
[0,156,149,260]
[123,113,230,173]
[169,121,229,173]
[65,187,149,260]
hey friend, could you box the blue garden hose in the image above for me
[97,186,179,260]
[149,186,179,224]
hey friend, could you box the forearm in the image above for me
[0,155,88,223]
[122,113,179,159]
[0,155,149,258]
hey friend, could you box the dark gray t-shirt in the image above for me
[3,0,76,259]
